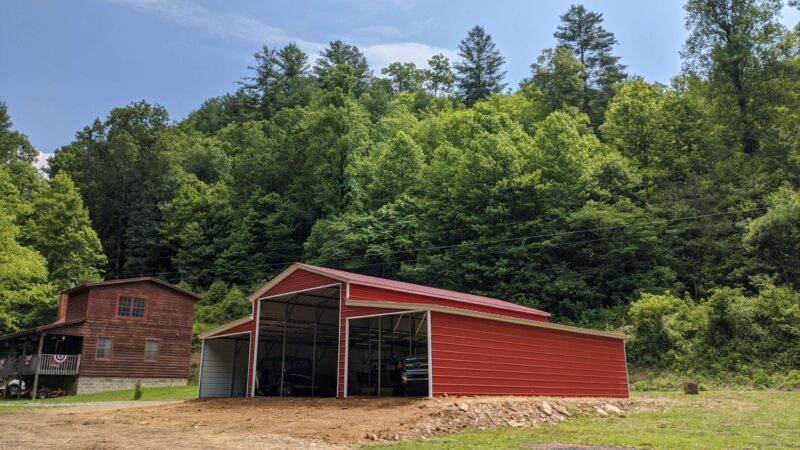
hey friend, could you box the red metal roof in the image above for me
[0,319,87,341]
[296,263,550,319]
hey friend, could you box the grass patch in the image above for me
[381,390,800,450]
[0,384,196,412]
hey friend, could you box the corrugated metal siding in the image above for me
[208,320,253,338]
[262,270,338,298]
[199,338,250,397]
[349,284,549,322]
[430,312,629,397]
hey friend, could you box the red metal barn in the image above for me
[198,263,628,398]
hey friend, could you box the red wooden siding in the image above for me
[65,290,89,321]
[349,284,549,323]
[430,312,629,397]
[261,269,338,298]
[77,282,196,379]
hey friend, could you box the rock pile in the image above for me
[367,397,632,441]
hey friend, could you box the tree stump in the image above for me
[683,381,699,395]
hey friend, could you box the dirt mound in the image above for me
[2,396,666,449]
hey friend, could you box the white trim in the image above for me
[345,309,425,320]
[622,341,631,398]
[345,299,625,340]
[204,330,251,340]
[248,264,348,302]
[427,310,433,398]
[337,285,343,398]
[256,283,342,302]
[250,298,262,397]
[199,316,252,339]
[343,310,428,398]
[197,339,205,398]
[343,318,349,398]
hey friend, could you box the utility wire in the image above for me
[106,204,771,280]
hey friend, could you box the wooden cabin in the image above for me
[0,278,200,395]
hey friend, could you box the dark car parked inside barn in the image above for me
[257,356,335,396]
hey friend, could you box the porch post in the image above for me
[18,338,28,399]
[31,332,45,401]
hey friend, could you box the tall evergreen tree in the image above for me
[554,4,627,123]
[313,40,370,94]
[454,26,507,105]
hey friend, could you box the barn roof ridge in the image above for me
[249,262,550,318]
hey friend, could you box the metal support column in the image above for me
[279,302,288,397]
[377,316,382,398]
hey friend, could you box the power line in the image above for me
[106,204,771,280]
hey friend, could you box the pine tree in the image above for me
[313,41,370,94]
[554,4,627,123]
[454,26,507,105]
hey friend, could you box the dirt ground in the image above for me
[1,396,663,449]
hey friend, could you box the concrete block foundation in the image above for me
[76,376,188,395]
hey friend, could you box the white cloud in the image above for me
[110,0,325,54]
[110,0,456,71]
[35,152,51,172]
[363,43,458,71]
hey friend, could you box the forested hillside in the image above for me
[2,0,800,383]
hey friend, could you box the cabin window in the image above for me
[96,337,112,360]
[118,296,145,318]
[145,339,159,361]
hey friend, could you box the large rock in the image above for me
[604,403,623,416]
[553,404,571,417]
[540,401,553,416]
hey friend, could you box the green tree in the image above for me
[683,0,784,154]
[423,54,456,97]
[22,173,106,289]
[521,47,585,116]
[381,62,424,94]
[313,40,370,94]
[0,169,53,333]
[366,131,424,208]
[554,4,627,123]
[744,186,800,287]
[454,26,507,105]
[0,102,38,166]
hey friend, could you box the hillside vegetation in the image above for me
[1,1,800,383]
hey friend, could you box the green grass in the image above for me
[380,390,800,450]
[0,384,197,412]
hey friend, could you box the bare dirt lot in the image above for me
[2,396,662,449]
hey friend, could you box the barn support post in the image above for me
[31,332,45,401]
[377,316,382,398]
[311,313,318,397]
[279,302,288,397]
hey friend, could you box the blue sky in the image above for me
[1,0,798,162]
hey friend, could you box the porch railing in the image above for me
[0,356,19,380]
[17,354,81,376]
